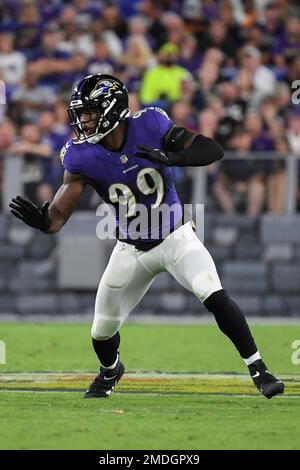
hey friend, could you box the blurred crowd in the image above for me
[0,0,300,214]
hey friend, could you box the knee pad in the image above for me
[192,271,222,302]
[91,317,121,341]
[92,333,113,341]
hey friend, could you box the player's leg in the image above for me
[163,222,284,398]
[85,241,158,398]
[162,224,257,359]
[247,174,266,216]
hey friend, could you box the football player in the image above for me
[10,74,284,399]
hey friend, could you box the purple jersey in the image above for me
[60,107,184,249]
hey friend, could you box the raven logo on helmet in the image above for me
[89,80,120,100]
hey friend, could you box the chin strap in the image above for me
[86,121,120,144]
[86,109,130,144]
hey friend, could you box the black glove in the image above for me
[135,145,174,166]
[9,196,51,232]
[135,136,224,168]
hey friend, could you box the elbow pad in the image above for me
[170,135,224,167]
[165,126,195,152]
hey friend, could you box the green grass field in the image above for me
[0,323,300,450]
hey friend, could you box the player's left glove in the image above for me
[9,196,51,231]
[135,145,174,166]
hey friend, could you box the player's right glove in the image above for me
[135,145,174,166]
[9,196,51,231]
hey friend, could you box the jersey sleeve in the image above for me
[150,107,173,143]
[60,141,82,174]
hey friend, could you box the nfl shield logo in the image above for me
[120,154,128,163]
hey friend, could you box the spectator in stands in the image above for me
[8,124,53,204]
[140,42,192,107]
[267,135,288,214]
[38,109,69,154]
[284,54,300,89]
[102,2,128,40]
[213,128,267,216]
[89,18,123,60]
[128,92,141,114]
[260,95,288,212]
[198,108,219,140]
[181,0,202,20]
[0,118,16,153]
[38,108,67,190]
[218,1,244,50]
[170,100,197,130]
[71,0,102,25]
[10,65,56,125]
[272,17,300,60]
[286,113,300,156]
[275,82,293,118]
[215,79,248,148]
[235,66,254,103]
[121,35,156,92]
[191,48,223,111]
[0,0,298,213]
[162,11,186,47]
[199,18,238,59]
[246,23,267,51]
[198,107,221,200]
[178,34,202,76]
[15,0,41,54]
[57,5,94,57]
[66,52,88,90]
[0,119,17,208]
[0,32,26,96]
[233,0,258,29]
[259,1,286,48]
[53,100,70,135]
[87,36,116,77]
[139,0,167,51]
[196,48,223,96]
[260,96,285,139]
[201,0,220,21]
[239,45,276,105]
[244,111,275,151]
[125,15,156,50]
[206,95,225,124]
[29,23,72,90]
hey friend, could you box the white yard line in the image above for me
[0,371,299,382]
[0,389,298,398]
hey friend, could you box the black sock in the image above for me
[204,289,258,359]
[92,332,120,367]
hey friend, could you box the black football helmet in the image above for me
[68,74,130,143]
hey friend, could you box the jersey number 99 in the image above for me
[109,168,164,217]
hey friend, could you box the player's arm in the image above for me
[135,126,224,167]
[9,171,85,234]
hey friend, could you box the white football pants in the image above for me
[91,222,222,340]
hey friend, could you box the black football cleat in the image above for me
[248,359,285,399]
[84,360,125,398]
